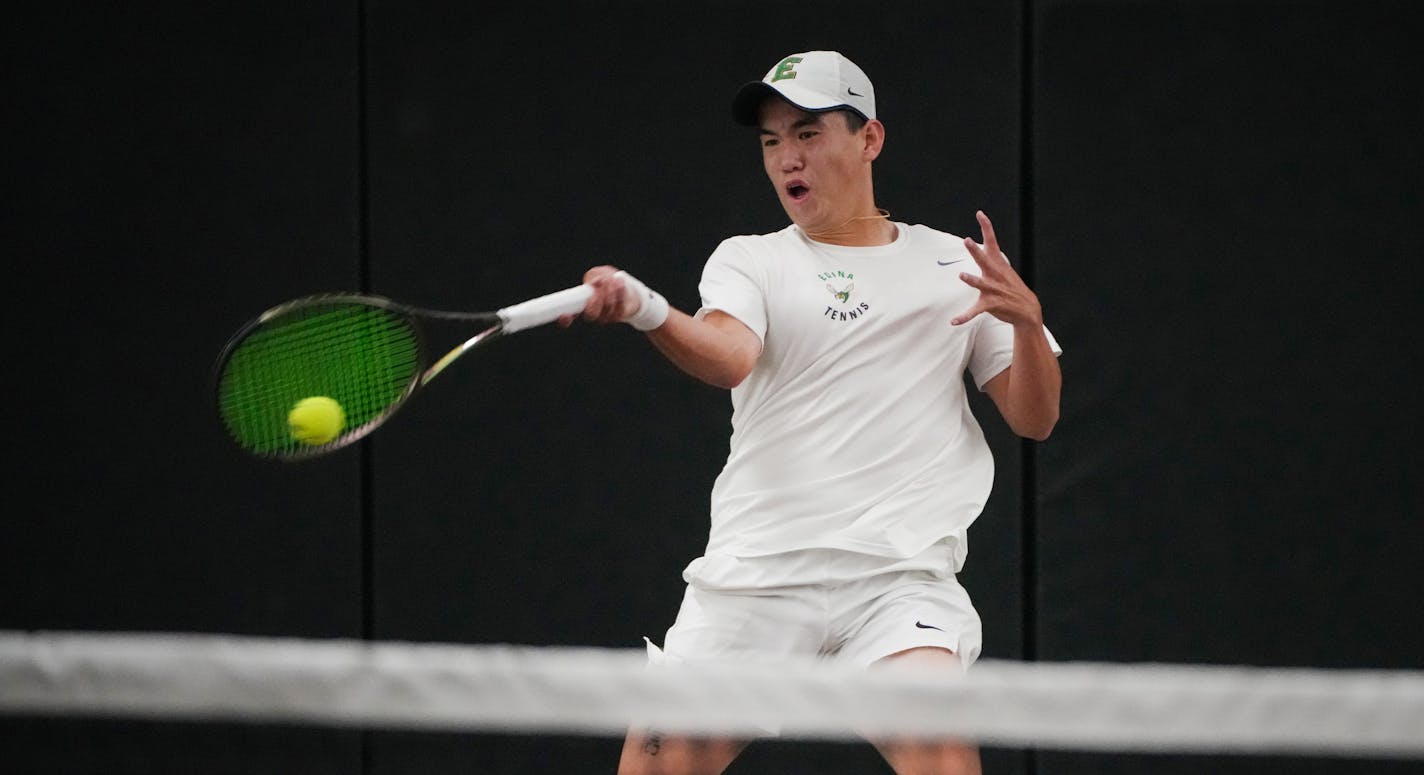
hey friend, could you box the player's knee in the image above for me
[617,732,747,775]
[874,737,982,775]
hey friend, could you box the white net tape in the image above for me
[2,630,1422,758]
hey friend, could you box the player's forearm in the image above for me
[1003,323,1061,440]
[646,308,759,390]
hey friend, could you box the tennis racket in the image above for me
[214,283,593,461]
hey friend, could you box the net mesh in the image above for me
[216,300,422,458]
[2,631,1422,759]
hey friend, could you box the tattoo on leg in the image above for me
[642,733,662,756]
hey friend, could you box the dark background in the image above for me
[3,1,1420,773]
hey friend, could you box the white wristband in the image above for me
[615,270,669,331]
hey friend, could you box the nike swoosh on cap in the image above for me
[915,621,945,631]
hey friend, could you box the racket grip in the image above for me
[497,284,594,334]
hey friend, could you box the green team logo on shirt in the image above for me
[818,269,870,322]
[826,281,853,304]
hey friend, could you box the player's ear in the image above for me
[862,119,885,162]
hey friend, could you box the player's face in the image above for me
[757,99,878,234]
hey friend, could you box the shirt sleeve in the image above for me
[696,238,768,344]
[967,317,1063,390]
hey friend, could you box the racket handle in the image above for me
[498,284,594,333]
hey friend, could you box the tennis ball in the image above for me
[288,396,346,445]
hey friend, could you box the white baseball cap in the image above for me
[732,50,876,126]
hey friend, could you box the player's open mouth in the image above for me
[786,181,810,201]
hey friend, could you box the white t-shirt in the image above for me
[688,221,1061,586]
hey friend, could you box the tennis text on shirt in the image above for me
[819,270,870,321]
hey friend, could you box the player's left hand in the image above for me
[950,210,1044,328]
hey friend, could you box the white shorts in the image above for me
[652,568,983,671]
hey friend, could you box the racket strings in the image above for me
[217,302,422,457]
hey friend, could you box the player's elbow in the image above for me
[1015,409,1059,442]
[706,374,743,390]
[1022,425,1055,442]
[707,358,755,389]
[688,311,761,389]
[705,346,757,389]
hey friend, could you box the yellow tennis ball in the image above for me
[288,396,345,445]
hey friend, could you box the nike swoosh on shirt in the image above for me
[936,258,967,266]
[915,621,945,631]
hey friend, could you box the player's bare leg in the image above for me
[616,730,748,775]
[867,647,983,775]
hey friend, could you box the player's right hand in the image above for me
[558,265,638,327]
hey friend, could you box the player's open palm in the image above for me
[950,210,1043,328]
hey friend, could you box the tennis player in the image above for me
[570,50,1062,775]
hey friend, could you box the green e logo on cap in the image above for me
[770,56,803,82]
